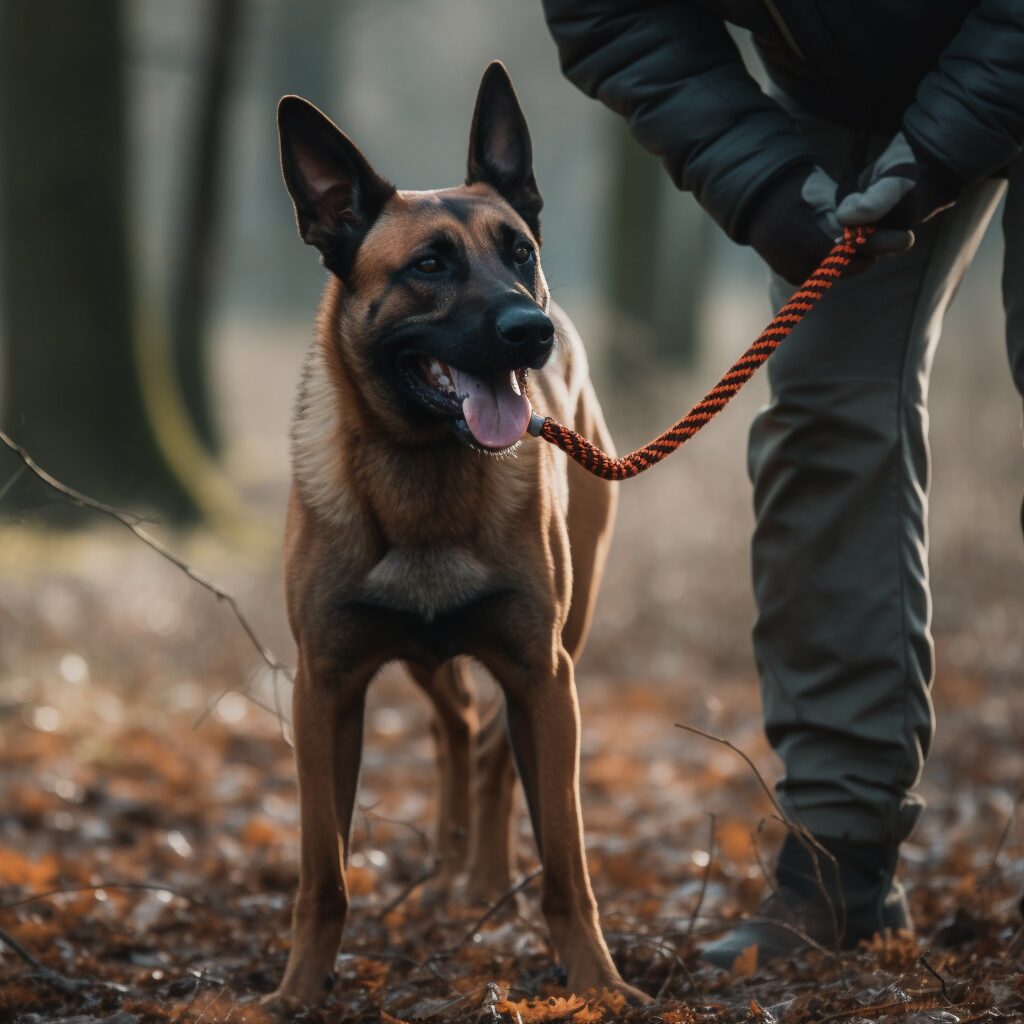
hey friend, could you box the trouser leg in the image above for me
[748,160,1005,844]
[1000,157,1024,541]
[1003,156,1024,400]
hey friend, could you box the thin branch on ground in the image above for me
[374,864,440,922]
[746,818,841,964]
[606,931,697,999]
[0,431,290,676]
[741,916,835,960]
[0,925,110,995]
[918,954,954,1006]
[686,812,716,940]
[820,996,948,1023]
[359,801,431,850]
[0,881,239,916]
[0,430,294,729]
[676,722,845,954]
[192,984,231,1024]
[767,812,846,954]
[751,818,783,900]
[0,923,44,970]
[985,779,1024,883]
[357,948,455,989]
[434,869,542,959]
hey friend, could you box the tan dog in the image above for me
[267,62,646,1009]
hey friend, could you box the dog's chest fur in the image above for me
[358,545,492,622]
[291,337,554,624]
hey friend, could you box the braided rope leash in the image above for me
[527,225,874,481]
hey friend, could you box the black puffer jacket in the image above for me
[541,0,1024,241]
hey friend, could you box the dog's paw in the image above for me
[259,991,303,1017]
[260,971,336,1015]
[572,979,653,1008]
[606,981,653,1007]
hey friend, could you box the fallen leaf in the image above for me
[730,943,758,978]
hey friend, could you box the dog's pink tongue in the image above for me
[451,367,531,450]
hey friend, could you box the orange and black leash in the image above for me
[527,225,874,481]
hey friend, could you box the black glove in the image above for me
[745,165,842,286]
[748,164,915,286]
[837,132,959,234]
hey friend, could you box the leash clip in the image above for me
[527,411,546,437]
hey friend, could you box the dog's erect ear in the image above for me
[466,62,543,242]
[278,96,395,277]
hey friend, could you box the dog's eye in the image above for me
[512,243,533,265]
[414,256,443,274]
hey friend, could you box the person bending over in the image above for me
[541,0,1024,966]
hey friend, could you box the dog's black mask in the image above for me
[374,296,554,453]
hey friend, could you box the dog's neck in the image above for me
[290,318,536,546]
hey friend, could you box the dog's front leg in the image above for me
[265,656,367,1010]
[493,648,650,1004]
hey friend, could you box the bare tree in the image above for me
[604,120,710,380]
[0,0,197,520]
[169,0,245,454]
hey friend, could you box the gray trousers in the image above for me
[748,107,1024,845]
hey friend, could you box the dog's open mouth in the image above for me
[398,354,532,452]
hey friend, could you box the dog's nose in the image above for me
[495,306,554,352]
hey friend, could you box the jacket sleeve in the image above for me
[903,0,1024,185]
[541,0,815,241]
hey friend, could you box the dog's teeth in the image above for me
[438,374,450,388]
[510,371,522,397]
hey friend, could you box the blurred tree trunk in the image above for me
[170,0,244,454]
[0,0,196,521]
[250,0,344,317]
[605,120,709,379]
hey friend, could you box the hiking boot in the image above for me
[701,833,912,970]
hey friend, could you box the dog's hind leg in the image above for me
[408,659,478,896]
[488,647,649,1003]
[465,698,517,904]
[266,658,368,1009]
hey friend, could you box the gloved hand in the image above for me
[745,165,910,286]
[837,132,959,234]
[746,165,844,286]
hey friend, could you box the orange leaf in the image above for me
[591,988,627,1014]
[0,847,58,891]
[730,943,758,978]
[502,995,591,1023]
[241,816,281,847]
[716,820,755,862]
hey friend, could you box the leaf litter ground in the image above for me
[1,528,1023,1023]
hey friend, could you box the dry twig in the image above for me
[374,864,441,922]
[676,722,845,953]
[985,779,1024,883]
[686,812,716,940]
[435,869,542,959]
[917,954,954,1005]
[0,430,293,733]
[0,880,238,916]
[0,923,44,971]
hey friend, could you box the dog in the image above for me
[266,61,647,1009]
